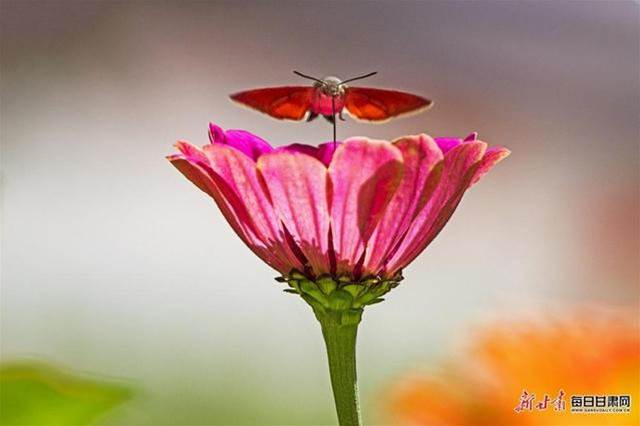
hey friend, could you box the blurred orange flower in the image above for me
[384,310,639,425]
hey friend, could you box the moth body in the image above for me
[310,76,347,120]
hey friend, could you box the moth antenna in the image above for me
[293,71,324,84]
[339,71,378,85]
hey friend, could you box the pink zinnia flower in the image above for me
[168,124,509,283]
[168,122,510,426]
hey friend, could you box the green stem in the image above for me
[315,308,362,426]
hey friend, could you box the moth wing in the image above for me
[344,87,433,121]
[230,87,313,120]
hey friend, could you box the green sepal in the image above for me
[290,270,307,280]
[290,280,330,316]
[342,284,364,298]
[317,275,338,295]
[300,279,329,305]
[277,269,402,314]
[370,281,391,297]
[355,285,386,305]
[329,290,353,310]
[338,275,352,284]
[289,280,301,292]
[360,276,380,286]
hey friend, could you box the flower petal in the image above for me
[434,137,462,154]
[328,138,403,275]
[463,132,478,142]
[386,141,487,274]
[279,143,319,158]
[317,141,340,167]
[209,123,273,160]
[279,141,340,167]
[471,145,510,185]
[258,150,331,275]
[363,134,443,275]
[168,154,217,199]
[203,143,304,272]
[175,140,210,164]
[168,147,289,272]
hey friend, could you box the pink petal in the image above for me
[386,141,488,274]
[168,154,217,199]
[463,132,478,142]
[175,140,210,164]
[434,137,462,154]
[362,134,443,276]
[328,138,403,276]
[168,148,290,272]
[208,123,273,161]
[471,145,510,185]
[317,141,340,166]
[258,150,331,275]
[435,132,480,153]
[279,141,340,167]
[203,143,304,272]
[280,143,319,158]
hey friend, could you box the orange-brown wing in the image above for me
[344,87,433,121]
[230,86,313,120]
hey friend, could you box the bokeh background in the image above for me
[1,1,638,425]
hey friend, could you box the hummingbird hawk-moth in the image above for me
[231,71,432,124]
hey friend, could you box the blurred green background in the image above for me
[1,362,131,425]
[1,1,638,425]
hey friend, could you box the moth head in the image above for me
[293,70,378,97]
[317,76,345,97]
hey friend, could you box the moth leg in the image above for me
[323,114,335,124]
[339,111,345,121]
[306,112,319,122]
